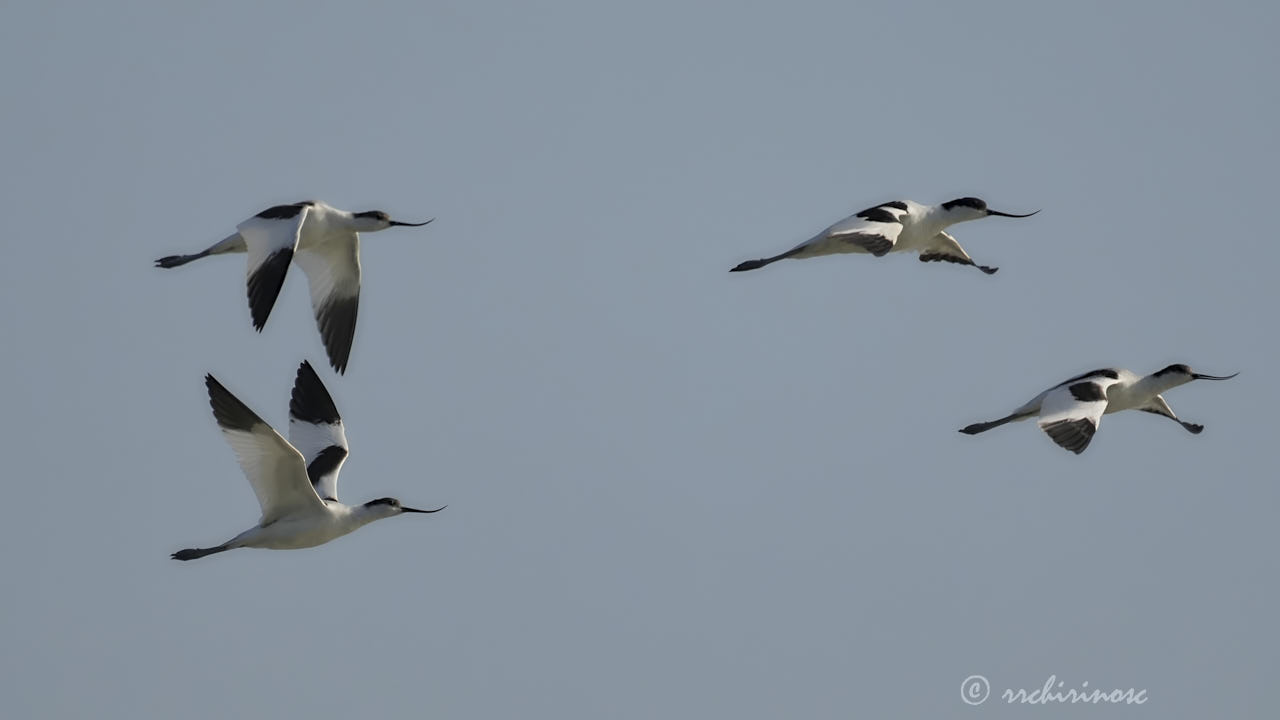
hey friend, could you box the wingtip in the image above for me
[327,356,349,375]
[315,296,357,377]
[293,359,326,390]
[204,374,226,405]
[246,248,293,334]
[290,358,342,424]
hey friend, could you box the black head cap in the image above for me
[941,197,988,212]
[353,210,391,222]
[364,497,401,508]
[1154,363,1193,377]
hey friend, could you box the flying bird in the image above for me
[959,364,1238,454]
[172,361,444,561]
[730,197,1038,274]
[155,201,433,374]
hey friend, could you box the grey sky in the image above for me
[1,1,1275,717]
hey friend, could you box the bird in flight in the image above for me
[730,197,1037,275]
[959,364,1238,454]
[155,201,433,374]
[172,360,444,561]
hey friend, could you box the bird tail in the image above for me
[730,248,801,273]
[959,413,1023,435]
[171,544,232,561]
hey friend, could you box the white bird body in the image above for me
[960,364,1238,454]
[172,361,443,561]
[217,502,393,551]
[730,196,1038,274]
[156,201,433,374]
[790,200,935,257]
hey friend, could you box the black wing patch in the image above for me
[918,253,998,274]
[289,361,341,424]
[205,375,267,433]
[316,295,359,375]
[855,205,903,224]
[1068,381,1107,403]
[256,203,311,220]
[1061,368,1120,385]
[306,445,348,495]
[1041,418,1097,454]
[842,232,894,257]
[246,248,293,331]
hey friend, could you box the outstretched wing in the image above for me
[235,203,311,331]
[292,230,361,374]
[918,231,998,274]
[789,200,909,259]
[1037,374,1124,454]
[205,374,324,524]
[287,360,350,502]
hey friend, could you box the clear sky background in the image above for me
[1,1,1276,717]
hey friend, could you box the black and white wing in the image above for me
[287,360,349,503]
[918,231,998,274]
[1036,374,1124,454]
[793,201,909,258]
[729,201,908,271]
[235,203,311,331]
[292,231,361,374]
[205,374,324,524]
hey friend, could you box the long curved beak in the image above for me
[389,218,435,227]
[986,209,1041,218]
[401,505,447,513]
[1192,372,1239,381]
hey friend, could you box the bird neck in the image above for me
[909,204,962,237]
[930,206,976,231]
[308,203,362,231]
[348,502,398,526]
[1133,372,1189,397]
